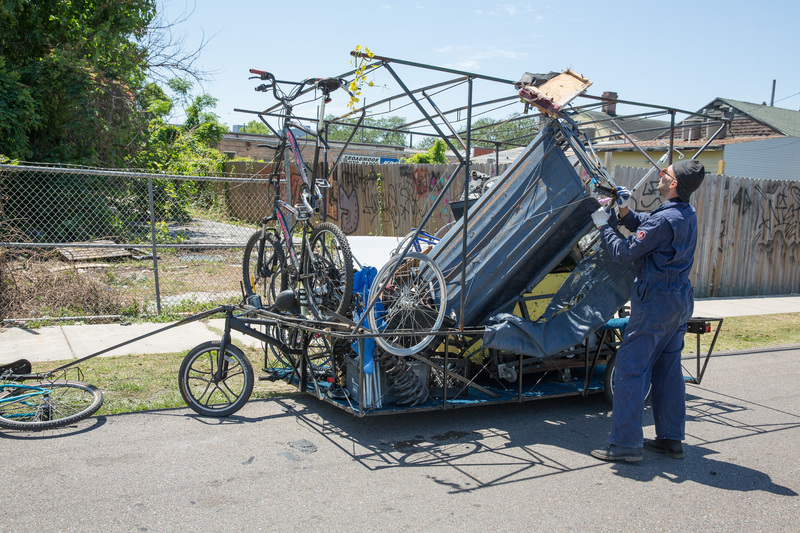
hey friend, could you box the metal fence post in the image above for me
[147,177,162,314]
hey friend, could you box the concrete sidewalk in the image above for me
[1,294,798,365]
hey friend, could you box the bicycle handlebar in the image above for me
[249,69,347,105]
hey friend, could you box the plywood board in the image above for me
[518,69,592,116]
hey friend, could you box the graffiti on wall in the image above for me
[326,164,461,235]
[752,182,800,247]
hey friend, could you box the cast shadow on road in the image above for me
[0,415,107,440]
[609,444,797,496]
[265,387,799,496]
[127,396,308,426]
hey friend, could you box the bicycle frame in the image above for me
[0,382,52,420]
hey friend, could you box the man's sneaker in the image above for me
[643,438,684,459]
[590,444,643,462]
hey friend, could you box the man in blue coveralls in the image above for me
[589,159,706,462]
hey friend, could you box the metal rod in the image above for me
[581,94,731,123]
[147,177,162,314]
[692,123,728,160]
[330,76,468,122]
[352,51,517,86]
[422,91,467,150]
[610,118,663,172]
[52,306,227,371]
[459,77,473,331]
[383,63,465,163]
[325,109,367,180]
[668,110,675,165]
[398,95,520,130]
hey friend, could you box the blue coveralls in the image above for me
[598,199,698,448]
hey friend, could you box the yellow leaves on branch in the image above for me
[348,45,377,110]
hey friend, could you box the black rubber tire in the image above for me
[303,222,353,317]
[243,228,288,306]
[178,341,254,417]
[0,380,103,431]
[603,353,652,405]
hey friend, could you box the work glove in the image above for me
[591,207,611,229]
[615,186,631,209]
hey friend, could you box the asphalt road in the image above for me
[2,345,799,532]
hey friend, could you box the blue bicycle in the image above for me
[0,359,103,431]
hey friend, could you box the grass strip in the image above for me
[24,313,800,416]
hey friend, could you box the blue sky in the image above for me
[159,0,800,137]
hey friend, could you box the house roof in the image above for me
[591,134,787,152]
[575,110,671,141]
[710,98,800,137]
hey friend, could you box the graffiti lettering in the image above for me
[753,183,800,246]
[338,185,359,234]
[732,187,752,216]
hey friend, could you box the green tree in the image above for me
[325,115,407,146]
[403,139,448,164]
[240,119,273,135]
[0,0,157,165]
[414,112,539,152]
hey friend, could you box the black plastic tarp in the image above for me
[430,123,599,326]
[482,245,635,359]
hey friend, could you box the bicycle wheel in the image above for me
[265,326,333,379]
[368,251,448,356]
[243,228,288,306]
[0,380,103,431]
[603,353,652,405]
[178,341,254,417]
[303,222,353,317]
[433,221,456,240]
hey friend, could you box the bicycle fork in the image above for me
[214,309,235,383]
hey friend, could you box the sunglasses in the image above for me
[659,168,676,180]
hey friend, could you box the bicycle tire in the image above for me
[265,325,334,378]
[603,353,652,405]
[433,221,456,240]
[368,251,448,356]
[0,380,103,431]
[178,341,254,417]
[303,222,353,317]
[243,228,288,306]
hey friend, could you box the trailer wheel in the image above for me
[603,353,652,405]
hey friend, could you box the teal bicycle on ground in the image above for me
[0,359,103,431]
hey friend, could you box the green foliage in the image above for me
[325,114,407,146]
[403,139,449,164]
[463,113,539,150]
[240,119,273,135]
[0,0,157,165]
[415,113,539,152]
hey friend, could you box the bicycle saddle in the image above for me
[316,78,341,93]
[0,359,32,375]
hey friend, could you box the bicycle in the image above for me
[0,359,103,431]
[241,70,354,321]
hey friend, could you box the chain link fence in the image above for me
[0,161,509,321]
[0,163,268,321]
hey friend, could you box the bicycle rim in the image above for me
[0,381,103,431]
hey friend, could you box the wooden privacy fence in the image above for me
[225,160,798,298]
[226,161,506,238]
[613,166,800,298]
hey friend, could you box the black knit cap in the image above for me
[673,159,705,202]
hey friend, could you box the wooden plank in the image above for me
[57,240,132,262]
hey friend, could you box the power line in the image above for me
[774,90,800,104]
